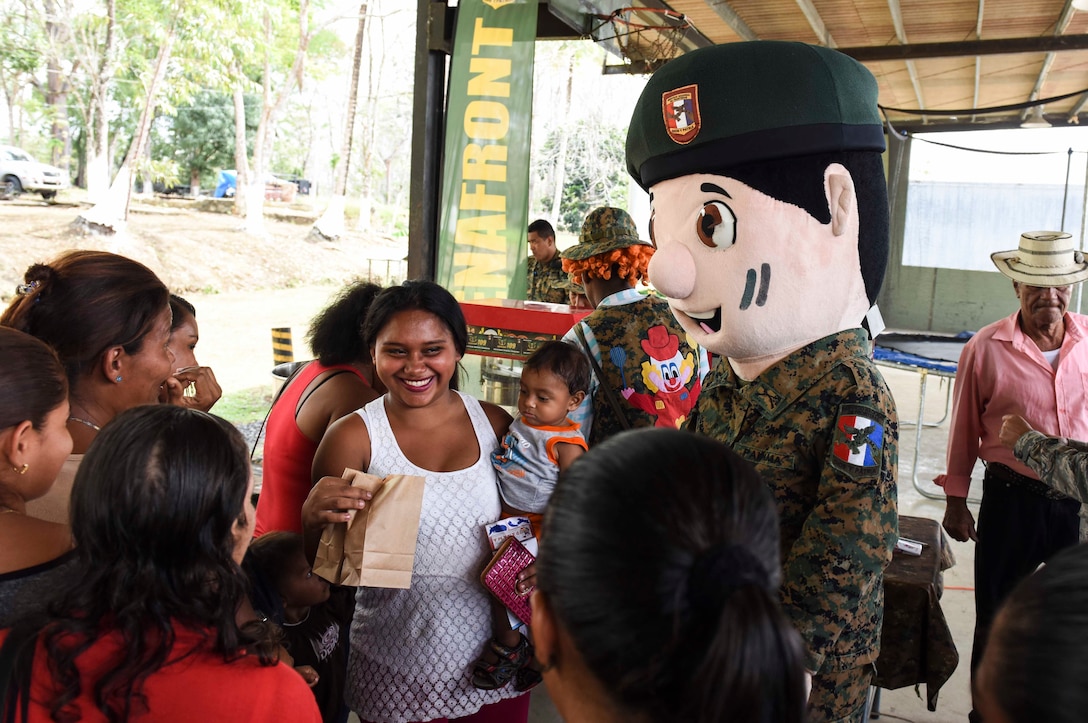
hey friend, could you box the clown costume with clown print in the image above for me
[627,41,898,723]
[621,325,700,429]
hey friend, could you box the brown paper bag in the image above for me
[313,468,426,589]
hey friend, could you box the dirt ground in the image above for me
[1,196,409,416]
[0,195,407,300]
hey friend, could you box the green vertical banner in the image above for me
[436,0,537,301]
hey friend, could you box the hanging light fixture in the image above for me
[1021,106,1052,129]
[1073,0,1088,11]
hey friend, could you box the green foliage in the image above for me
[213,384,275,425]
[159,91,258,187]
[538,119,630,233]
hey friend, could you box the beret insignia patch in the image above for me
[662,84,700,145]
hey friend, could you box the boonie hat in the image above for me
[560,207,651,261]
[626,41,886,190]
[991,231,1088,287]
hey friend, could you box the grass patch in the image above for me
[215,384,277,425]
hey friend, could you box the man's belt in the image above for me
[985,461,1072,502]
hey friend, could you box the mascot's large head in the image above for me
[626,41,889,376]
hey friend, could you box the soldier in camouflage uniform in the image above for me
[627,42,898,722]
[1002,412,1088,503]
[526,219,566,304]
[560,207,707,444]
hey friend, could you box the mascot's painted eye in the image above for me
[696,201,736,249]
[648,212,657,248]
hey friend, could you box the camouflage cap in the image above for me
[560,206,651,261]
[626,41,886,191]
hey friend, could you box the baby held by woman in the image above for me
[473,341,590,692]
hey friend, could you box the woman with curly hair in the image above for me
[0,405,321,722]
[254,281,384,536]
[560,207,707,444]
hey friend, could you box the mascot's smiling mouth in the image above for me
[687,308,722,335]
[683,262,771,333]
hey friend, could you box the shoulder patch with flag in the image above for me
[830,404,885,477]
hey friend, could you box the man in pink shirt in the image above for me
[936,231,1088,722]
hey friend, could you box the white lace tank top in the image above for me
[344,391,521,722]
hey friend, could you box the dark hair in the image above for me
[1,251,170,387]
[718,150,888,306]
[9,405,273,722]
[537,428,807,723]
[528,219,555,239]
[307,281,383,366]
[247,531,305,595]
[0,326,68,430]
[982,544,1088,722]
[364,280,467,390]
[523,341,589,395]
[169,294,196,332]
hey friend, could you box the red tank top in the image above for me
[253,361,367,536]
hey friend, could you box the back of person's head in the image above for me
[1,250,170,386]
[363,280,468,357]
[307,281,382,366]
[0,326,67,431]
[245,530,304,622]
[169,294,196,331]
[977,544,1088,723]
[16,405,265,720]
[536,428,807,723]
[523,341,590,396]
[528,219,555,239]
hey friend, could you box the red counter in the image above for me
[460,299,591,361]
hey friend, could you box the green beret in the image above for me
[626,41,886,191]
[560,206,651,262]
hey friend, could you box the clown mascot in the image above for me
[627,41,899,722]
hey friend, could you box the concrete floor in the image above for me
[527,364,979,723]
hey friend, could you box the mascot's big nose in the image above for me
[648,242,696,299]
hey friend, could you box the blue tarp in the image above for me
[214,170,237,198]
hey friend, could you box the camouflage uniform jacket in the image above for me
[1014,430,1088,503]
[689,328,899,674]
[564,289,707,445]
[527,254,567,303]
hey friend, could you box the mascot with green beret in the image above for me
[627,41,899,722]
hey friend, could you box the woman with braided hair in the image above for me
[532,428,807,723]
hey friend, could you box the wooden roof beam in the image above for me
[795,0,835,47]
[1021,2,1077,120]
[838,34,1088,61]
[886,0,926,113]
[706,1,758,41]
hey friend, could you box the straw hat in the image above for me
[991,231,1088,287]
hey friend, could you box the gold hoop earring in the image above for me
[13,463,28,475]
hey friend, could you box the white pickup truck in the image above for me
[0,145,69,200]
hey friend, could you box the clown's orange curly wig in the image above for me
[562,244,654,287]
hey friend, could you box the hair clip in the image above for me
[15,280,40,296]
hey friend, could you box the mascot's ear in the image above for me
[825,163,856,238]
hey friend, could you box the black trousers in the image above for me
[970,467,1081,678]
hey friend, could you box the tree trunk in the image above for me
[231,79,249,217]
[73,25,176,234]
[85,0,115,203]
[549,54,576,224]
[245,0,311,237]
[43,0,71,175]
[311,1,367,243]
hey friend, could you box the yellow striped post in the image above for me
[271,327,294,365]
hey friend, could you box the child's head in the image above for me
[518,342,589,427]
[247,531,330,616]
